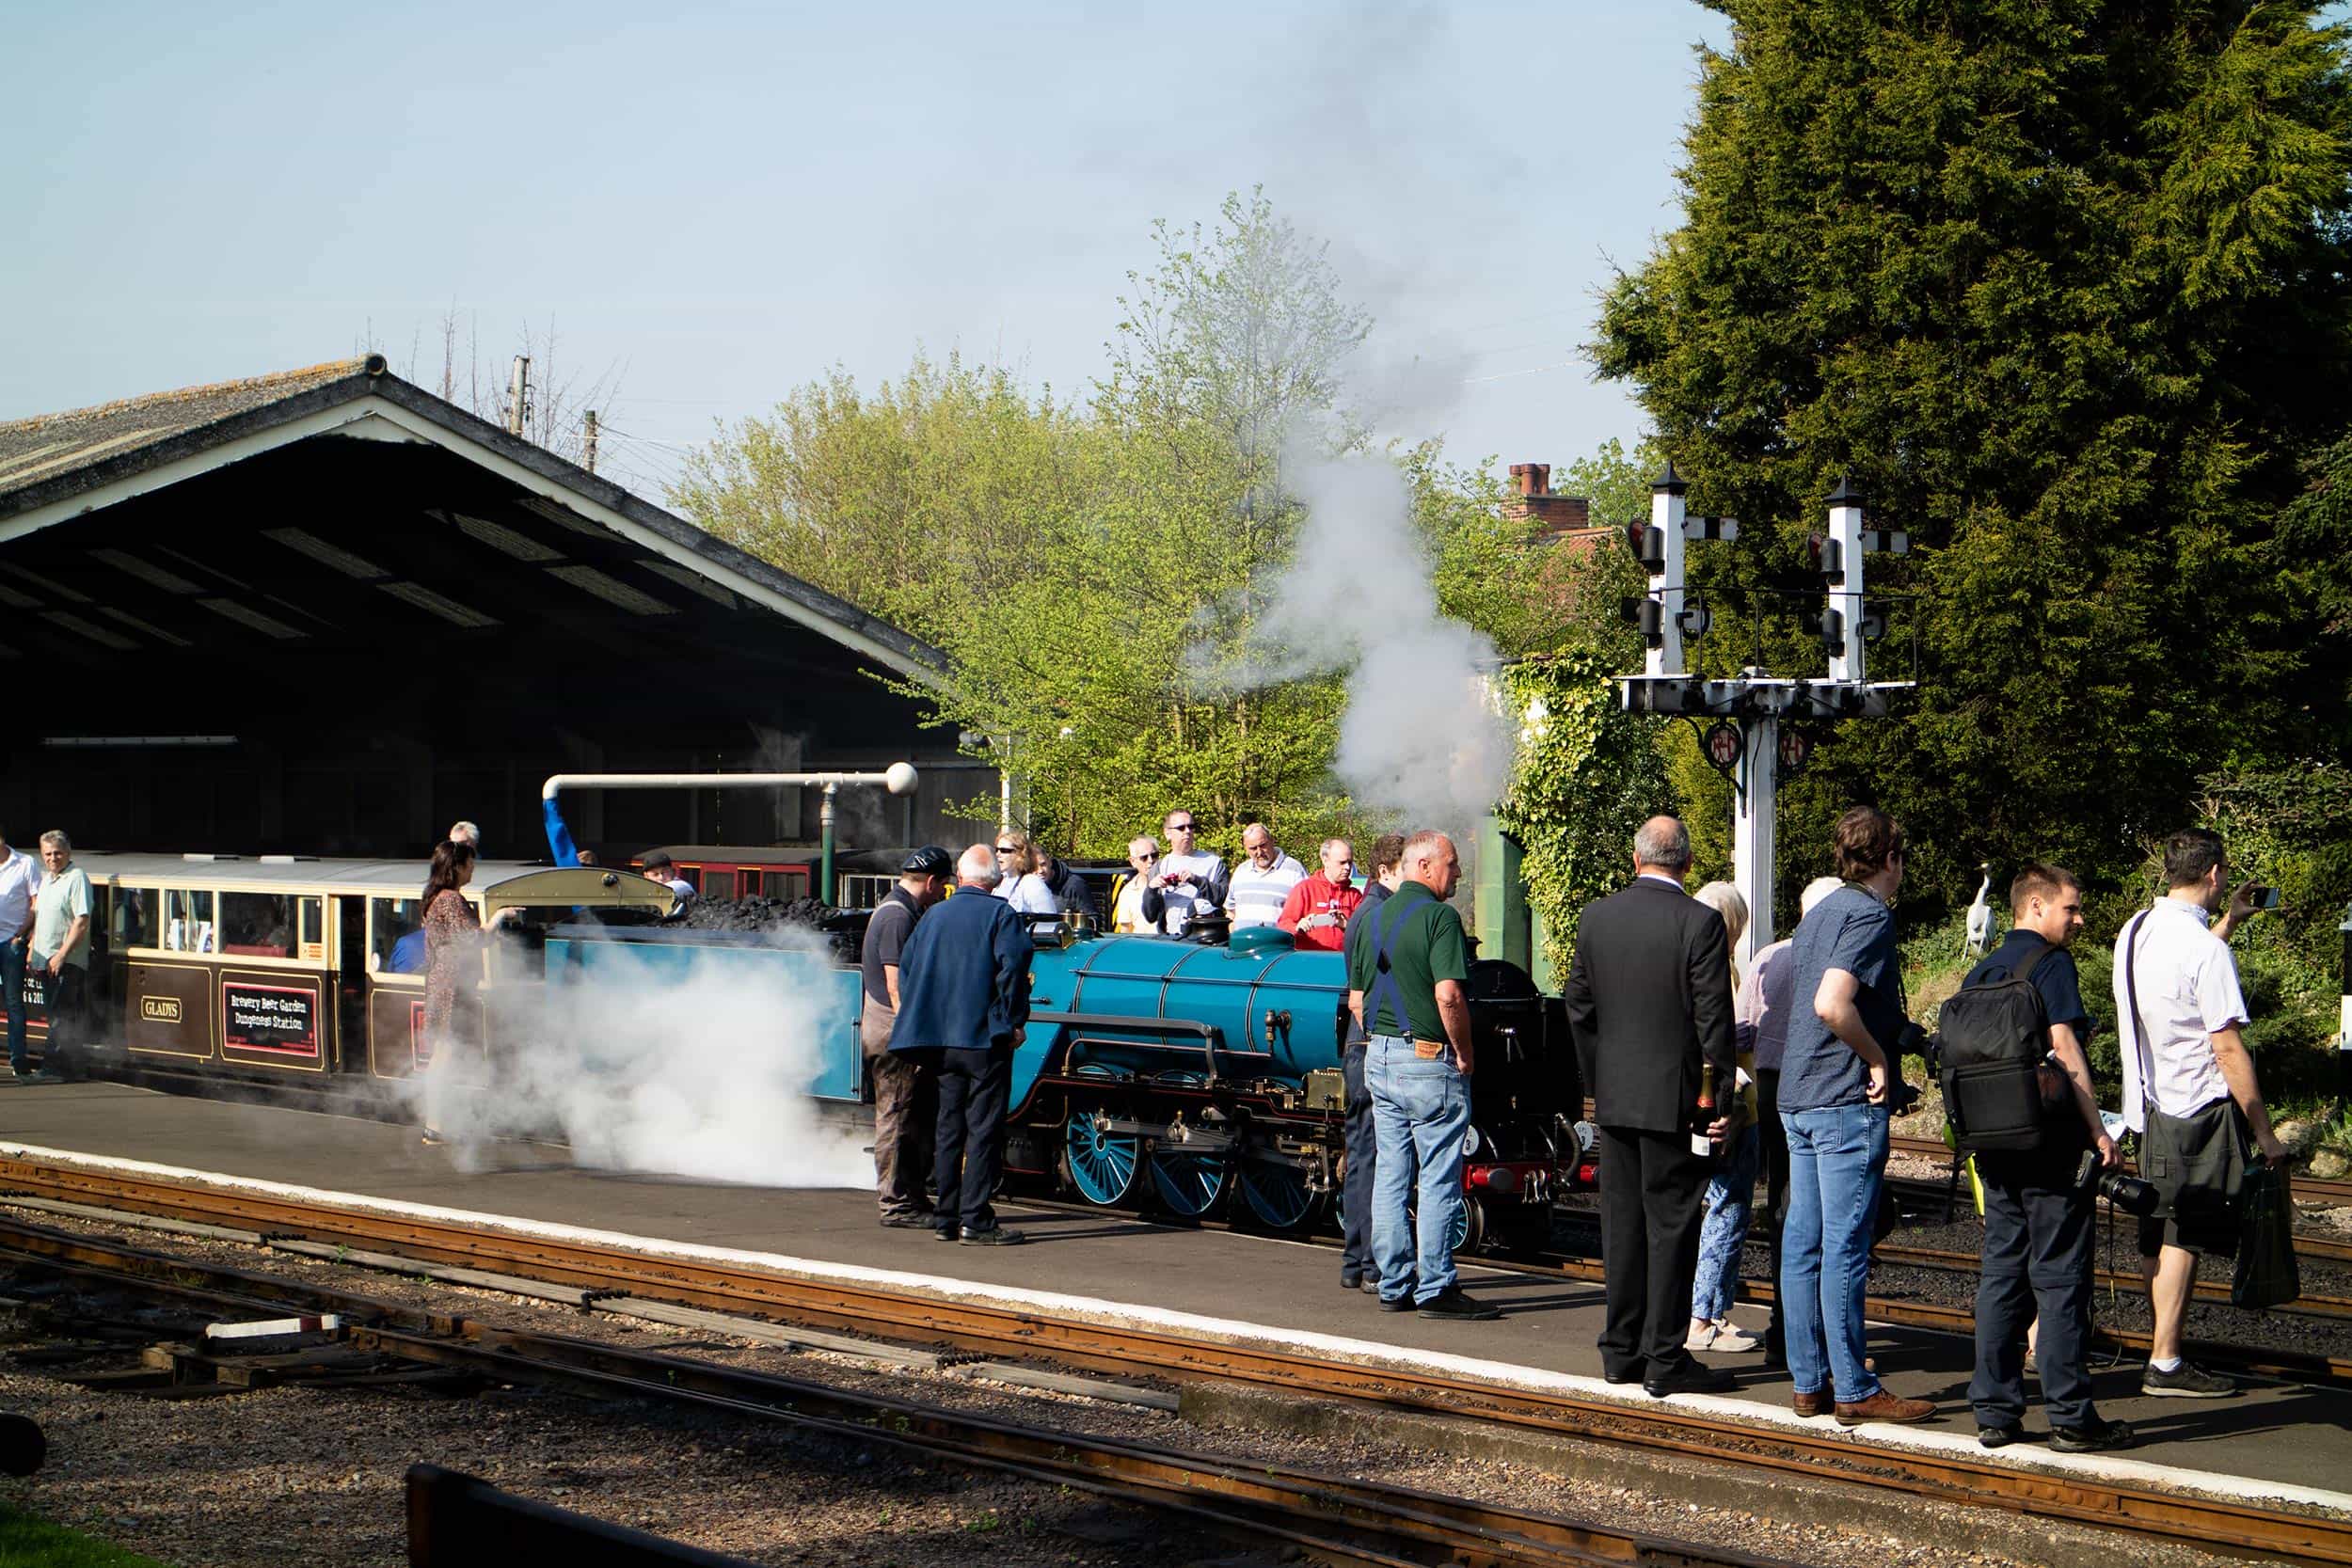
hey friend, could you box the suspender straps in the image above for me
[1361,888,1421,1037]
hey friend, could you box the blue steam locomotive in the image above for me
[555,916,1591,1251]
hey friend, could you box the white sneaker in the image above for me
[1686,1320,1760,1353]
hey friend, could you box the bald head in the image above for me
[958,844,1002,887]
[1633,816,1692,879]
[1401,831,1461,901]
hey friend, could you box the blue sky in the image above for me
[1,2,1730,499]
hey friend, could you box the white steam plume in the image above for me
[413,927,868,1187]
[1197,448,1511,833]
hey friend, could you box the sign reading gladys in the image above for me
[223,980,319,1057]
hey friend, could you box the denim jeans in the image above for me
[1779,1102,1889,1403]
[1691,1121,1760,1323]
[1366,1035,1469,1305]
[0,941,24,1074]
[1340,1044,1378,1281]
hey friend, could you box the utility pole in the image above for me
[1618,467,1907,962]
[505,356,532,439]
[583,410,598,475]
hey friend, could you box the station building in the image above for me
[0,356,987,866]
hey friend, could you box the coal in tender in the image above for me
[670,896,871,961]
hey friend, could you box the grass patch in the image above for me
[0,1504,169,1568]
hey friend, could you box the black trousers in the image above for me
[1971,1148,2098,1430]
[1340,1044,1377,1279]
[932,1044,1011,1235]
[1596,1123,1711,1380]
[39,964,87,1075]
[1757,1069,1789,1359]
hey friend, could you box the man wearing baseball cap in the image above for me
[861,847,954,1227]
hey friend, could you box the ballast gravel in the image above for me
[0,1204,2269,1568]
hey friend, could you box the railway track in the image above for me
[0,1219,1780,1568]
[2,1154,2348,1566]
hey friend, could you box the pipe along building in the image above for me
[0,356,986,879]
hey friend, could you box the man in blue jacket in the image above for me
[891,844,1036,1245]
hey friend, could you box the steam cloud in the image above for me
[1197,447,1512,834]
[410,927,868,1187]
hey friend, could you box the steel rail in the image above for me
[1,1159,2348,1565]
[0,1215,1781,1568]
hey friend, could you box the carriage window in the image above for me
[676,865,701,892]
[702,869,738,900]
[370,897,426,974]
[220,892,310,958]
[164,889,215,953]
[763,870,810,899]
[112,887,160,948]
[298,897,326,962]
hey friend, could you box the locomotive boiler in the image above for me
[1003,924,1589,1251]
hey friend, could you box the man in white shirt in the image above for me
[0,827,41,1080]
[26,831,89,1083]
[2111,827,2284,1400]
[1225,823,1306,931]
[1153,809,1226,936]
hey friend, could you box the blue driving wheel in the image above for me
[1064,1107,1139,1206]
[1147,1145,1230,1218]
[1238,1149,1321,1231]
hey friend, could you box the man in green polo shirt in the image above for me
[1346,829,1498,1321]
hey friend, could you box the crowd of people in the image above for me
[1564,808,2285,1450]
[859,801,2294,1451]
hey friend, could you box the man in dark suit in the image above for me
[889,845,1036,1245]
[1565,816,1738,1396]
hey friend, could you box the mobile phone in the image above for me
[2247,884,2282,911]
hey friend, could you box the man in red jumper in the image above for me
[1279,838,1364,952]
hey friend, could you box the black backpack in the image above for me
[1934,941,2056,1153]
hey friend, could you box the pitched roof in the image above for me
[0,356,947,683]
[0,358,370,499]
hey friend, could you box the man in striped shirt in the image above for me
[1224,823,1306,931]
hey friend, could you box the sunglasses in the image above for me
[1168,821,1194,832]
[994,845,1017,853]
[1135,851,1160,862]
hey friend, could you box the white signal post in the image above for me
[1646,471,1689,676]
[1614,468,1910,965]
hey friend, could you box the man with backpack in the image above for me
[1946,863,2132,1452]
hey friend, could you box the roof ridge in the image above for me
[0,357,375,435]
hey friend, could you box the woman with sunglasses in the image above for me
[991,830,1059,938]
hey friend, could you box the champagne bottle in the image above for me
[1691,1062,1719,1156]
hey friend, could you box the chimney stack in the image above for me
[1502,459,1599,546]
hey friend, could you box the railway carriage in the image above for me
[24,854,673,1084]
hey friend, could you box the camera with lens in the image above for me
[2074,1147,2159,1215]
[1884,1019,1931,1116]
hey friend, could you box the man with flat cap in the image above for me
[861,847,954,1227]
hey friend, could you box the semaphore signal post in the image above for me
[1616,466,1915,962]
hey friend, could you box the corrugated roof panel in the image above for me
[639,558,739,610]
[263,527,388,580]
[450,511,564,562]
[198,598,305,640]
[377,580,500,629]
[545,563,675,616]
[99,606,193,648]
[41,610,139,652]
[0,562,90,603]
[89,547,200,594]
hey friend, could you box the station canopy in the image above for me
[0,356,972,859]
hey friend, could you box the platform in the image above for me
[2,1080,2346,1510]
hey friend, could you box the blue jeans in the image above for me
[1779,1102,1888,1403]
[1366,1035,1469,1304]
[0,941,24,1073]
[1691,1121,1759,1323]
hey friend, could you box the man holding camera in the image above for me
[1963,864,2133,1451]
[2112,829,2288,1399]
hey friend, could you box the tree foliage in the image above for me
[1595,0,2352,920]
